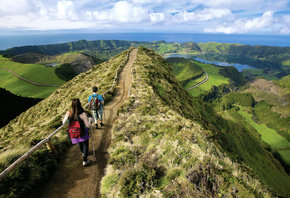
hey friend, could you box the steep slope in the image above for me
[0,88,42,128]
[38,48,137,198]
[101,47,289,197]
[12,52,99,74]
[166,57,203,86]
[0,48,133,197]
[243,77,290,118]
[1,47,289,198]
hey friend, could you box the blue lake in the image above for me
[166,54,257,72]
[194,57,256,72]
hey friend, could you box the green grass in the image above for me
[0,56,66,98]
[0,70,58,98]
[278,150,290,165]
[242,69,280,81]
[238,107,290,164]
[184,61,229,97]
[157,44,179,55]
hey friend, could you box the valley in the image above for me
[0,41,289,197]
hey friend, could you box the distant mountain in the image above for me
[11,52,103,75]
[1,40,289,72]
[1,47,289,197]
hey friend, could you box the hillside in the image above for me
[12,52,101,75]
[243,77,290,118]
[0,48,131,197]
[0,52,103,99]
[2,40,289,70]
[100,47,290,197]
[166,57,203,86]
[0,88,42,128]
[0,47,289,197]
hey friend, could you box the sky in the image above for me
[0,0,289,35]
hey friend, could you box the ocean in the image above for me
[0,33,290,50]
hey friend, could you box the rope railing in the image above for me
[0,49,132,181]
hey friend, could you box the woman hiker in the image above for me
[63,98,91,166]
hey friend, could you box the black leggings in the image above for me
[78,139,89,161]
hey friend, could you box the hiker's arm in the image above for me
[62,112,69,125]
[80,112,91,128]
[101,95,105,105]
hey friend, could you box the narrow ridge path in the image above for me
[38,48,137,198]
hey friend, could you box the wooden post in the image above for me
[46,141,58,158]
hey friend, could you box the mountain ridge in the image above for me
[0,47,289,197]
[1,39,289,69]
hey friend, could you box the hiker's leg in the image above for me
[92,110,98,124]
[78,142,84,156]
[97,109,104,126]
[82,139,89,161]
[92,110,98,128]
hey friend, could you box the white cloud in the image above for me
[204,11,274,34]
[0,0,35,16]
[196,0,288,12]
[150,12,167,23]
[280,27,290,34]
[56,0,78,20]
[172,8,232,23]
[283,15,290,23]
[0,0,289,34]
[91,1,150,23]
[129,0,163,4]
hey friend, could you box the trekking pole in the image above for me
[89,117,96,156]
[102,94,106,122]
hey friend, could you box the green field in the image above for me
[0,56,66,98]
[242,68,280,81]
[184,61,229,97]
[238,108,290,164]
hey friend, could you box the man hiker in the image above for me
[88,86,105,129]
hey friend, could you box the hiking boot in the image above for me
[95,124,98,129]
[100,123,104,127]
[83,160,91,166]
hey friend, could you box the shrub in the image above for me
[101,173,119,196]
[118,163,159,197]
[55,63,76,81]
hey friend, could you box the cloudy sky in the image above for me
[0,0,289,35]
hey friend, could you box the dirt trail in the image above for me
[38,48,137,198]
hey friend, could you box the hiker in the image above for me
[63,98,91,166]
[88,86,105,129]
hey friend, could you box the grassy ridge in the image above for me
[0,48,132,197]
[100,47,289,197]
[1,46,289,197]
[166,57,203,86]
